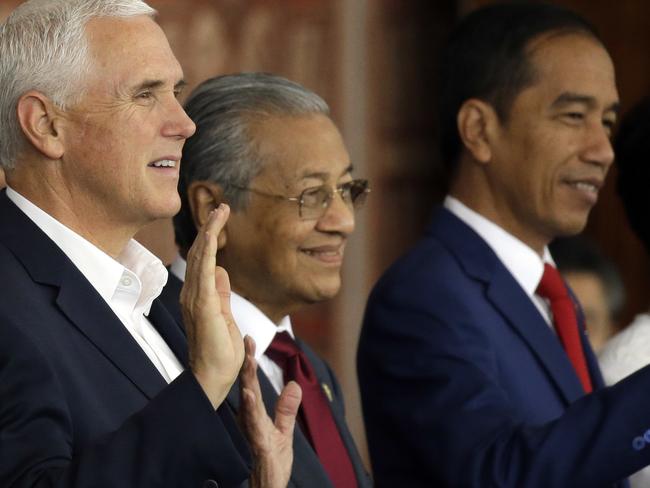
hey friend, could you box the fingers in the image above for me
[240,335,257,389]
[240,336,297,488]
[215,266,233,320]
[196,206,230,312]
[240,336,266,418]
[180,204,230,309]
[274,381,302,436]
[180,204,242,408]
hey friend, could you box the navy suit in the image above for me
[160,273,372,488]
[0,191,250,487]
[357,207,650,487]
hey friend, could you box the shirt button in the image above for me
[202,480,219,488]
[121,276,133,287]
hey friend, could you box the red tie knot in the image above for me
[266,330,300,360]
[537,263,569,302]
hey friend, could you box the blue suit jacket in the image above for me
[357,207,650,487]
[0,191,251,487]
[160,273,373,488]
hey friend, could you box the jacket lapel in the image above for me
[429,207,586,404]
[0,192,167,399]
[486,269,585,403]
[149,298,189,367]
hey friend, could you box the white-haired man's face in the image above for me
[60,15,195,234]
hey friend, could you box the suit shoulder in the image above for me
[371,234,469,301]
[0,242,47,305]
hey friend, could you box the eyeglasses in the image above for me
[231,178,370,220]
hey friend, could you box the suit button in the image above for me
[633,436,646,451]
[202,480,219,488]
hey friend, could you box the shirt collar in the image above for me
[444,195,554,297]
[169,256,293,359]
[7,186,168,315]
[230,292,294,361]
[170,253,187,282]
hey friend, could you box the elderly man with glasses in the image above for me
[163,73,372,488]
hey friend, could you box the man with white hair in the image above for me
[0,1,299,487]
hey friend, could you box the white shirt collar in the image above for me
[230,292,294,361]
[6,186,168,315]
[169,255,294,360]
[444,195,554,297]
[170,253,187,283]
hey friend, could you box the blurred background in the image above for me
[3,0,650,470]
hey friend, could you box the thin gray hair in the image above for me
[174,72,330,254]
[0,0,156,169]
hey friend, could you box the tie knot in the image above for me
[265,330,318,387]
[266,330,300,363]
[537,263,569,301]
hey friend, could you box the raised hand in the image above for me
[240,336,302,488]
[180,204,244,408]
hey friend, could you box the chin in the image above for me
[149,196,181,220]
[313,280,342,302]
[554,218,588,238]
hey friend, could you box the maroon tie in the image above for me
[536,263,592,393]
[266,331,357,488]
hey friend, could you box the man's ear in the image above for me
[187,180,228,249]
[16,91,65,160]
[457,98,499,164]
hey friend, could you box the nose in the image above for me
[582,122,614,169]
[316,191,355,236]
[162,97,196,140]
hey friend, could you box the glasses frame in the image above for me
[230,178,370,220]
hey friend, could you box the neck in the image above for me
[7,168,136,259]
[449,169,548,257]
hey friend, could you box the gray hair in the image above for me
[174,72,330,254]
[0,0,156,169]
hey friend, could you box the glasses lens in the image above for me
[300,186,329,219]
[299,180,370,219]
[348,179,369,208]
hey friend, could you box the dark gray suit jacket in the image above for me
[160,272,372,488]
[0,190,251,487]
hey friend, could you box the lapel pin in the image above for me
[321,383,333,402]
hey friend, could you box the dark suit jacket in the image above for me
[0,191,250,487]
[160,273,372,488]
[357,207,650,487]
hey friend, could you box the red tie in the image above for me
[266,331,357,488]
[536,263,592,393]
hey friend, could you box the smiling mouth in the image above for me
[302,249,341,257]
[564,178,603,206]
[148,159,177,168]
[300,247,345,264]
[568,181,598,193]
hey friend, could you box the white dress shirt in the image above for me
[7,187,183,383]
[444,196,556,326]
[171,255,293,394]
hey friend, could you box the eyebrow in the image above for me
[551,92,620,114]
[131,78,188,93]
[300,164,354,181]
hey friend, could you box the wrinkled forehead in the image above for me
[248,114,352,187]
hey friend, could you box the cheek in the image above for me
[268,224,312,265]
[77,125,126,167]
